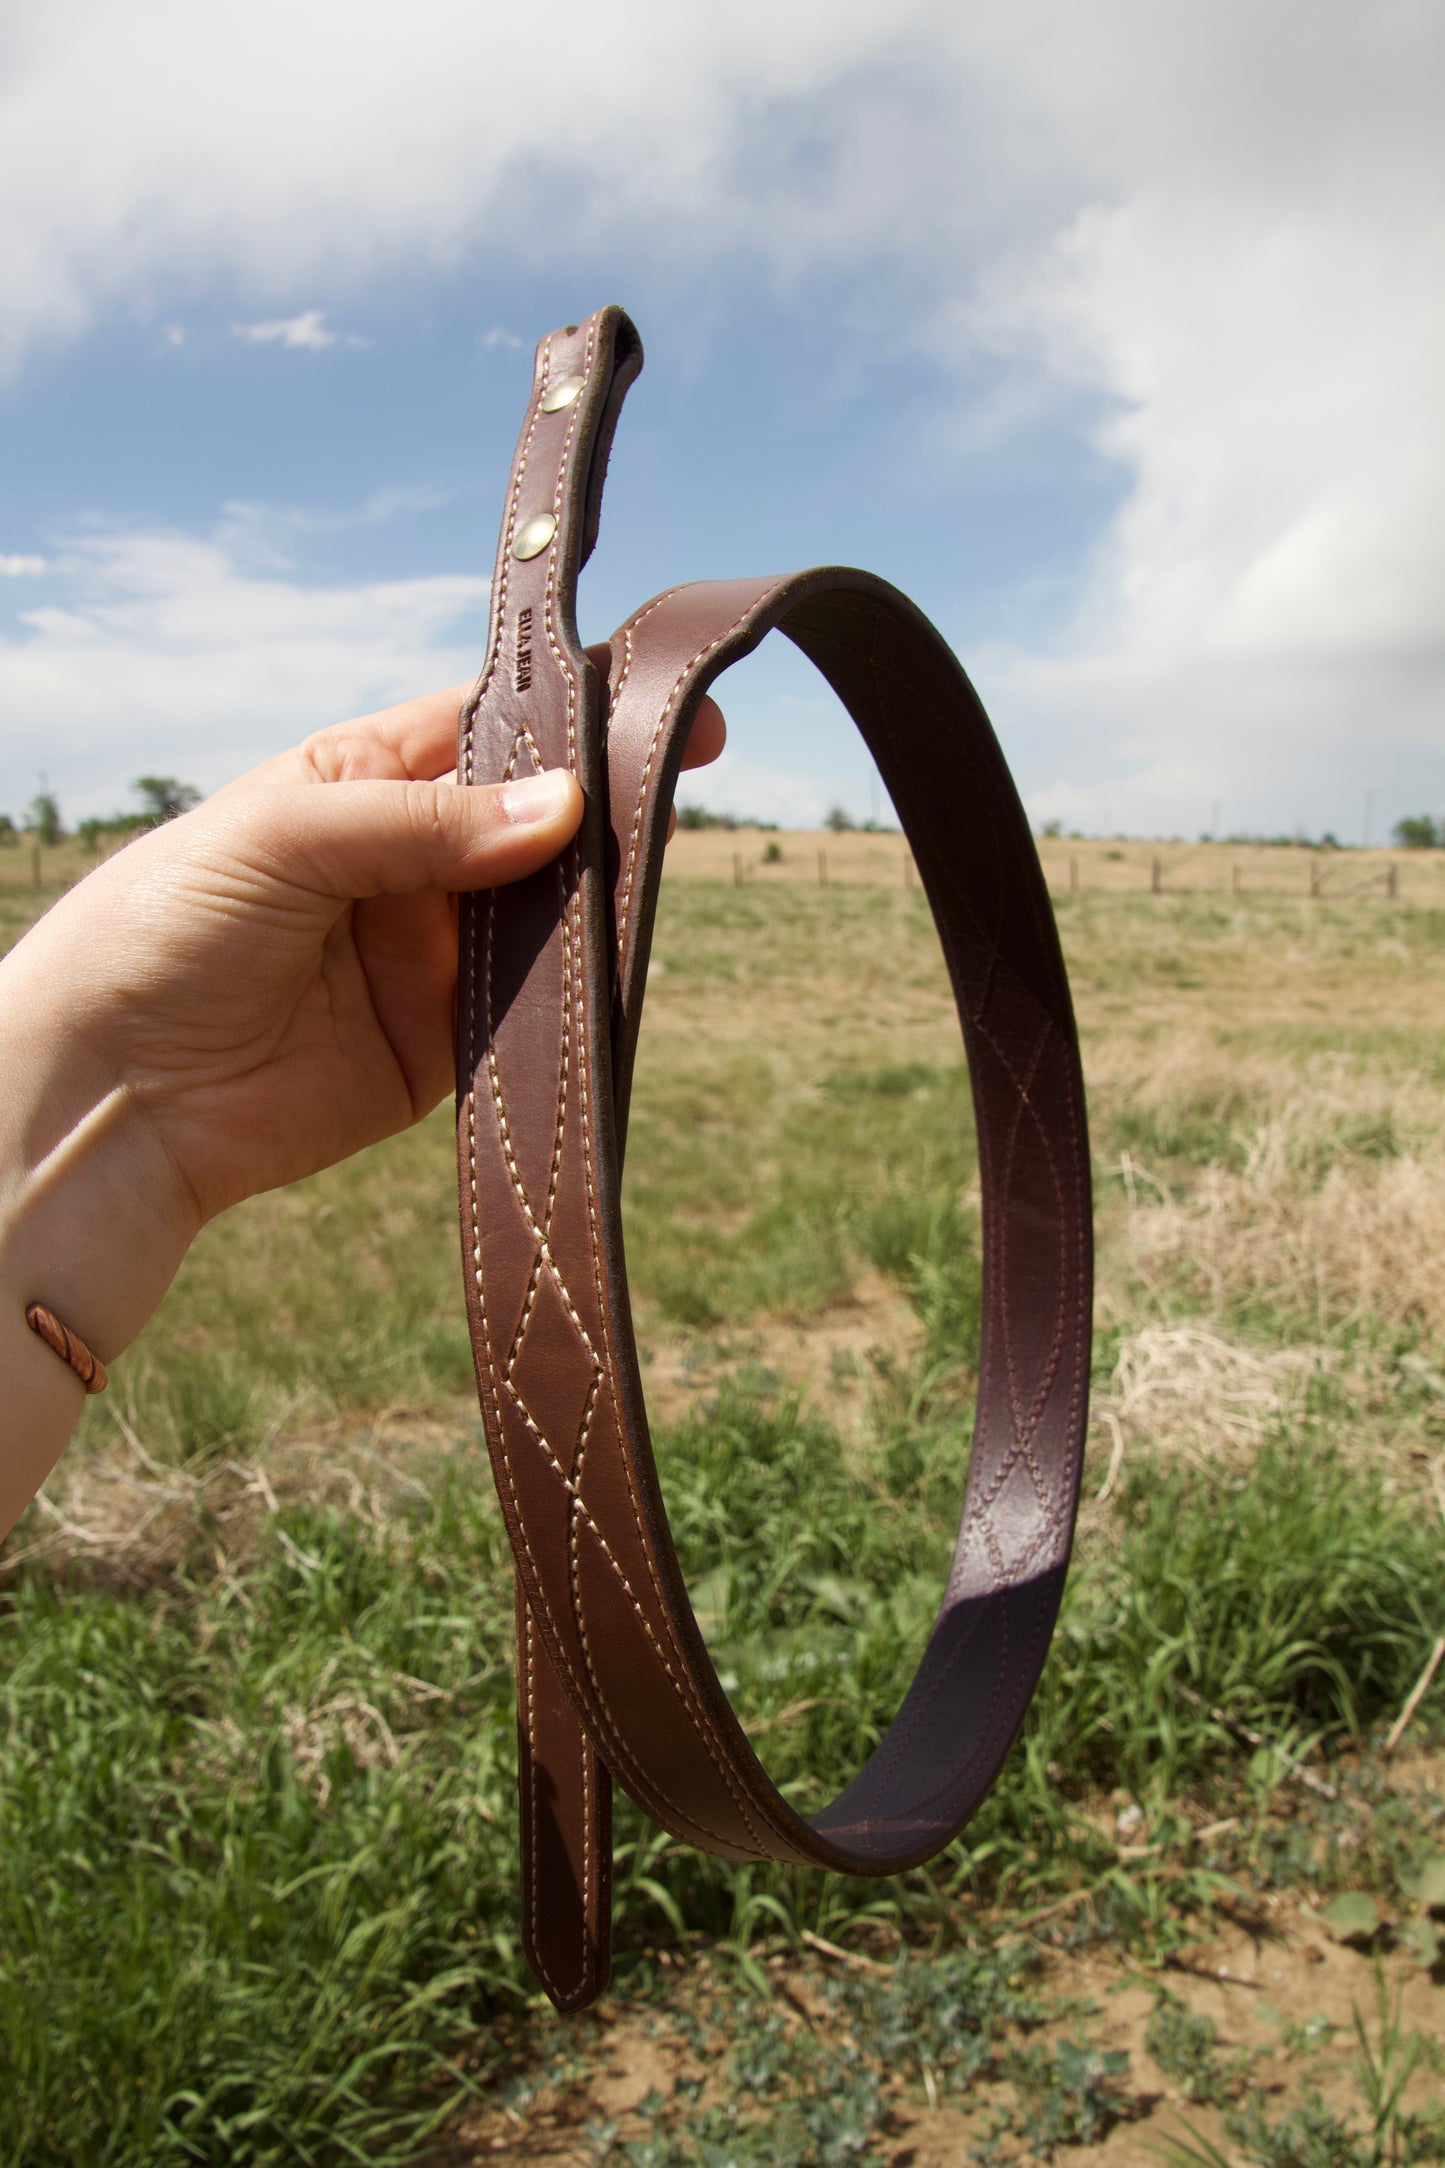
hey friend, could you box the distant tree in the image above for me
[1038,818,1063,839]
[78,813,148,857]
[1392,814,1440,850]
[26,791,62,846]
[824,805,855,833]
[134,775,202,824]
[0,813,16,847]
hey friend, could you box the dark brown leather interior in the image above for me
[457,307,1092,2013]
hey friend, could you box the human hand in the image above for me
[0,674,723,1527]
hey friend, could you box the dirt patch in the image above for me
[635,1271,922,1432]
[427,1885,1445,2164]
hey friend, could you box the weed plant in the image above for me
[1158,1976,1445,2167]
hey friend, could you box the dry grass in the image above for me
[1089,1028,1445,1312]
[2,1401,453,1592]
[1089,1323,1334,1481]
[7,838,1445,2167]
[661,827,1445,906]
[1129,1138,1445,1340]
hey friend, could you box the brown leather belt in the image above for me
[456,306,1092,2013]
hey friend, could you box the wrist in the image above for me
[0,924,201,1539]
[0,922,201,1374]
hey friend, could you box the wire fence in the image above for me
[661,831,1442,905]
[4,832,1442,907]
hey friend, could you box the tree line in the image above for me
[0,777,201,851]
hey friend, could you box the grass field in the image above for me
[3,830,1445,2164]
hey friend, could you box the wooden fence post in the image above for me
[1309,859,1320,898]
[31,845,41,887]
[1387,862,1397,900]
[733,852,743,888]
[1232,863,1241,896]
[1150,857,1161,894]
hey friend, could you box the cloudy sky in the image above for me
[1,0,1440,837]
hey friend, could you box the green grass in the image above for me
[0,1482,521,2164]
[4,1379,1444,2162]
[5,867,1445,2159]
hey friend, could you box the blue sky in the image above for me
[2,0,1441,838]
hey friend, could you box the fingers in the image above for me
[584,647,726,776]
[226,770,584,903]
[667,694,728,837]
[302,685,475,784]
[230,670,728,797]
[680,694,727,771]
[220,686,473,793]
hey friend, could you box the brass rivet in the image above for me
[512,513,557,561]
[540,374,585,413]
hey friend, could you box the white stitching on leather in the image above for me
[529,367,761,1839]
[463,404,1098,1881]
[606,585,685,714]
[505,523,782,1852]
[474,910,740,1850]
[462,339,551,785]
[553,862,771,1852]
[524,1600,594,2007]
[614,585,787,970]
[503,1373,748,1850]
[522,1607,564,2003]
[575,594,827,1857]
[579,1710,594,1989]
[461,330,766,1855]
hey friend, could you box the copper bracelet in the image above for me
[25,1302,108,1394]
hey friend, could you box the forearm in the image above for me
[0,932,198,1538]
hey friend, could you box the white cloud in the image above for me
[960,39,1445,834]
[0,524,488,822]
[232,309,340,351]
[0,518,883,833]
[0,0,1440,832]
[0,0,943,377]
[216,485,450,556]
[0,554,47,577]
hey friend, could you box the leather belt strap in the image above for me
[456,307,1092,2013]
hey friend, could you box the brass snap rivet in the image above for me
[512,513,558,560]
[540,375,585,413]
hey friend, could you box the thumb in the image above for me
[239,768,584,901]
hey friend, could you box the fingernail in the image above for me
[500,770,572,824]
